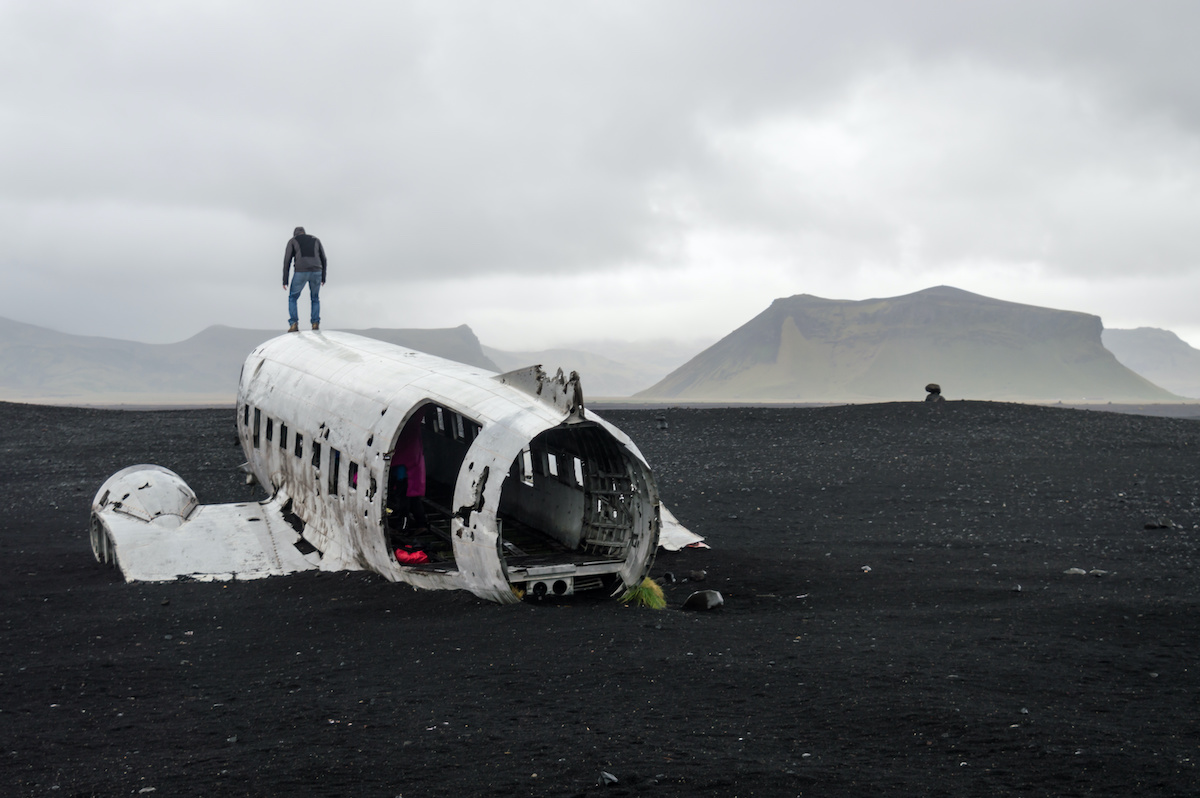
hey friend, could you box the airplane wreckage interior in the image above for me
[90,332,701,604]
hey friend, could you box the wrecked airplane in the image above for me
[90,331,700,603]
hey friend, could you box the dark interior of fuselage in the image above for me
[497,423,640,569]
[383,403,471,570]
[385,403,642,589]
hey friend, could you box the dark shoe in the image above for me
[287,323,299,333]
[311,322,319,331]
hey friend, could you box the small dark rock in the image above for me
[682,589,723,610]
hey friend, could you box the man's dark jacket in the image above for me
[283,234,328,284]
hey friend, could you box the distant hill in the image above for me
[1102,327,1200,399]
[638,286,1179,403]
[0,318,498,405]
[484,346,678,398]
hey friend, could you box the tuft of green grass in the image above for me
[620,577,666,609]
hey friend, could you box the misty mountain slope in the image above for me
[1102,327,1200,399]
[0,317,216,398]
[639,286,1178,403]
[0,318,498,404]
[484,346,675,397]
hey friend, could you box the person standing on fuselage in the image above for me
[283,226,327,332]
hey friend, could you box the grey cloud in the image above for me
[4,1,1200,340]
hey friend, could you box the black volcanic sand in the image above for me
[1,401,1198,797]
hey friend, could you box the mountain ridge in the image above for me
[1102,327,1200,399]
[3,287,1195,406]
[638,286,1178,403]
[0,318,498,405]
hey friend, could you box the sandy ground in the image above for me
[1,400,1197,797]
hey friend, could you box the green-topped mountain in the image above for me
[637,286,1179,403]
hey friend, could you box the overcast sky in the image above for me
[5,1,1200,352]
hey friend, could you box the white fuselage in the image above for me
[92,332,687,603]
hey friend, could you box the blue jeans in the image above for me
[288,271,322,326]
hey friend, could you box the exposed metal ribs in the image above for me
[573,426,635,558]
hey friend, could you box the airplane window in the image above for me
[329,449,341,495]
[547,453,559,477]
[294,433,303,458]
[312,441,321,469]
[573,457,584,486]
[348,462,358,491]
[520,450,534,487]
[279,423,288,450]
[253,408,261,448]
[243,404,249,426]
[266,418,273,443]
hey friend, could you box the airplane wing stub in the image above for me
[91,466,316,582]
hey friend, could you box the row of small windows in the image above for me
[430,404,480,444]
[243,404,375,500]
[518,448,585,489]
